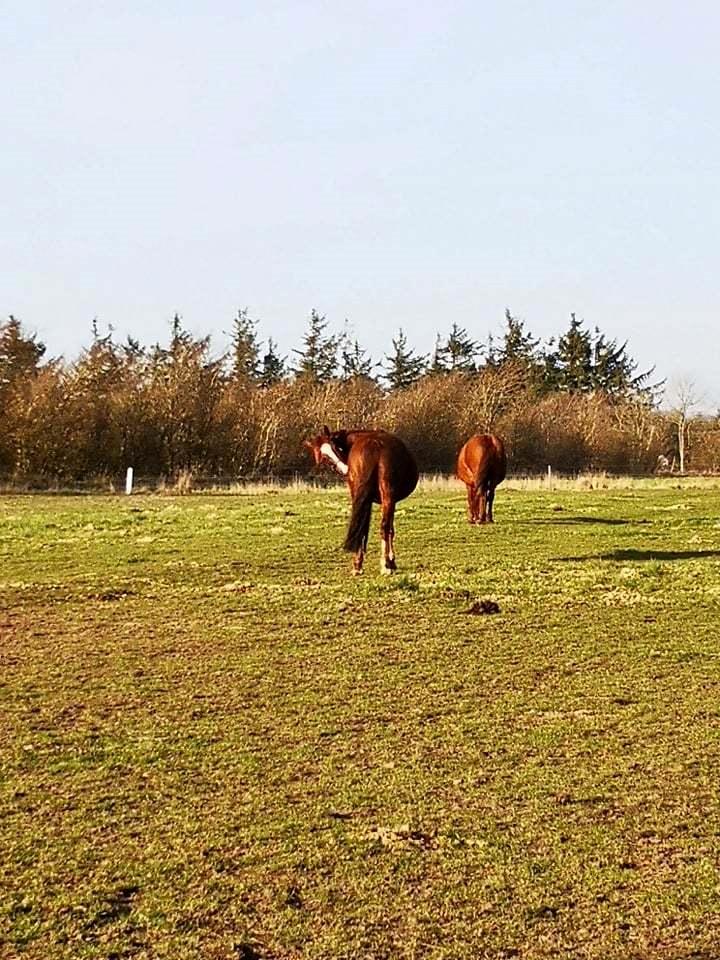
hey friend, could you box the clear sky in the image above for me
[3,1,719,405]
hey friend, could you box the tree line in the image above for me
[1,310,718,483]
[234,307,658,398]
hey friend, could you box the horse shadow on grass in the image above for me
[531,516,644,526]
[556,548,720,563]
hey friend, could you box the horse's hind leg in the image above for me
[477,485,488,523]
[380,499,397,574]
[487,484,496,523]
[346,479,372,575]
[353,537,367,575]
[387,502,397,570]
[466,483,476,524]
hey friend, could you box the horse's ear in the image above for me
[322,425,331,437]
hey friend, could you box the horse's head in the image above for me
[303,426,349,476]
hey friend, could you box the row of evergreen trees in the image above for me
[230,308,658,400]
[5,309,714,483]
[1,308,655,400]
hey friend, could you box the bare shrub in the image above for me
[174,469,194,495]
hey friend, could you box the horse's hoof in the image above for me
[380,564,395,575]
[352,566,364,576]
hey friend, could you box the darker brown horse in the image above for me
[304,426,418,574]
[456,434,506,524]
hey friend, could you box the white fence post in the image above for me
[125,467,134,495]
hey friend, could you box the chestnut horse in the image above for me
[456,434,506,524]
[304,426,418,574]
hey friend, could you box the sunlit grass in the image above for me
[2,487,720,958]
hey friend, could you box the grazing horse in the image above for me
[304,426,418,574]
[456,434,506,524]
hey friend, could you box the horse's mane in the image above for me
[329,429,351,458]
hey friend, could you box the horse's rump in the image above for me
[458,434,506,489]
[370,434,419,503]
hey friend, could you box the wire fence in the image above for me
[2,469,719,496]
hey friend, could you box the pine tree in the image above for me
[591,328,658,400]
[171,312,185,349]
[0,315,46,392]
[80,322,120,379]
[383,329,427,390]
[123,335,144,361]
[261,338,286,387]
[230,308,260,381]
[0,316,48,474]
[69,324,124,474]
[293,310,338,382]
[494,309,540,366]
[439,323,479,372]
[430,333,447,374]
[546,314,658,400]
[149,318,225,474]
[340,336,374,380]
[549,314,594,392]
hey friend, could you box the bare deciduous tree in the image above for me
[667,378,702,474]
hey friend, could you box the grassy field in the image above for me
[2,481,720,959]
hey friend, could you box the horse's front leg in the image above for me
[486,484,495,523]
[380,500,397,574]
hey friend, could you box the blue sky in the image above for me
[2,1,718,405]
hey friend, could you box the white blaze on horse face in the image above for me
[320,442,349,476]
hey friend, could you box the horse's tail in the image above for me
[473,437,496,492]
[343,476,375,552]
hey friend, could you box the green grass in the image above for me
[2,485,720,959]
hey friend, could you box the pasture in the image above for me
[2,482,720,959]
